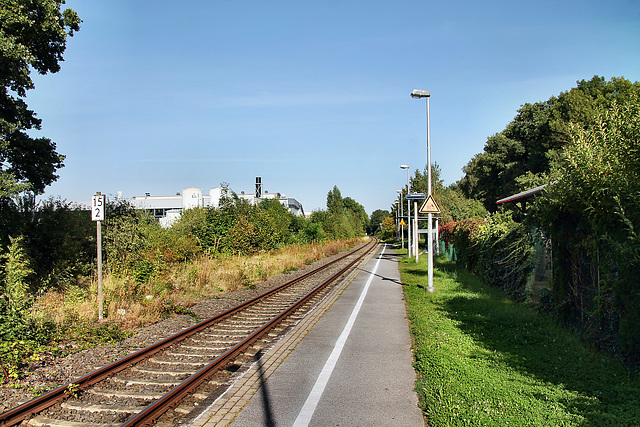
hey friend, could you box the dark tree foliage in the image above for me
[20,197,94,289]
[458,76,640,211]
[0,0,81,197]
[0,195,93,292]
[0,1,82,291]
[396,164,486,225]
[368,209,390,235]
[312,186,368,240]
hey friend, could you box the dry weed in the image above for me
[29,238,367,332]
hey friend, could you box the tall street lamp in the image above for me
[397,189,404,249]
[400,164,411,257]
[411,89,435,293]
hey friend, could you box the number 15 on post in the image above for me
[92,194,105,221]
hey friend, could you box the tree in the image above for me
[459,76,640,211]
[0,0,81,197]
[326,186,343,215]
[380,216,395,240]
[319,186,367,239]
[408,164,487,223]
[458,113,546,211]
[343,197,368,235]
[369,209,390,235]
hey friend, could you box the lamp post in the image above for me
[411,89,435,293]
[397,189,404,249]
[400,164,411,257]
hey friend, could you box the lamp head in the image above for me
[400,164,409,169]
[410,89,430,98]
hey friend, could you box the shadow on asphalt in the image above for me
[255,350,276,427]
[355,246,404,286]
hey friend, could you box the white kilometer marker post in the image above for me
[92,192,106,320]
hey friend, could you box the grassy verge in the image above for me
[399,253,640,426]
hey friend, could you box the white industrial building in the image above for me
[130,178,304,227]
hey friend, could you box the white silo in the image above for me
[209,187,223,208]
[182,187,203,209]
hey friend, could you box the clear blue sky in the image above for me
[29,0,640,214]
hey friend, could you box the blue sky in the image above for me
[29,0,640,214]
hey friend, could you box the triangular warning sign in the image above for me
[419,194,441,214]
[399,219,406,226]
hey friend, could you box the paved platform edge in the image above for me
[189,244,379,427]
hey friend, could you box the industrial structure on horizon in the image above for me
[130,177,304,227]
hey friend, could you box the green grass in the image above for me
[399,253,640,426]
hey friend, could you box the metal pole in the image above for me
[435,218,440,255]
[411,90,434,291]
[414,201,419,263]
[426,96,435,292]
[396,201,399,241]
[407,195,411,257]
[400,192,404,249]
[407,169,411,257]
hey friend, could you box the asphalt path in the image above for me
[229,244,425,426]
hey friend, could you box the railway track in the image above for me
[0,238,378,427]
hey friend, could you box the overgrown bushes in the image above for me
[448,78,640,369]
[535,95,640,367]
[440,213,535,302]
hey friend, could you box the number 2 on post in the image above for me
[92,195,105,221]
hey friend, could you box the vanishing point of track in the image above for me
[0,238,378,427]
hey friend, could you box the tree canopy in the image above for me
[368,209,391,235]
[458,76,640,211]
[0,0,80,197]
[312,186,368,239]
[397,164,486,224]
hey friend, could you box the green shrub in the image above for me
[1,235,34,315]
[445,214,535,301]
[539,95,640,367]
[451,218,484,271]
[103,208,156,276]
[476,213,534,301]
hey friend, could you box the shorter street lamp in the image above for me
[400,164,411,257]
[405,192,426,263]
[397,189,404,249]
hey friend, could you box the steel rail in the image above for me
[122,238,378,426]
[0,238,377,427]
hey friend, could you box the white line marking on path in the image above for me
[292,244,386,427]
